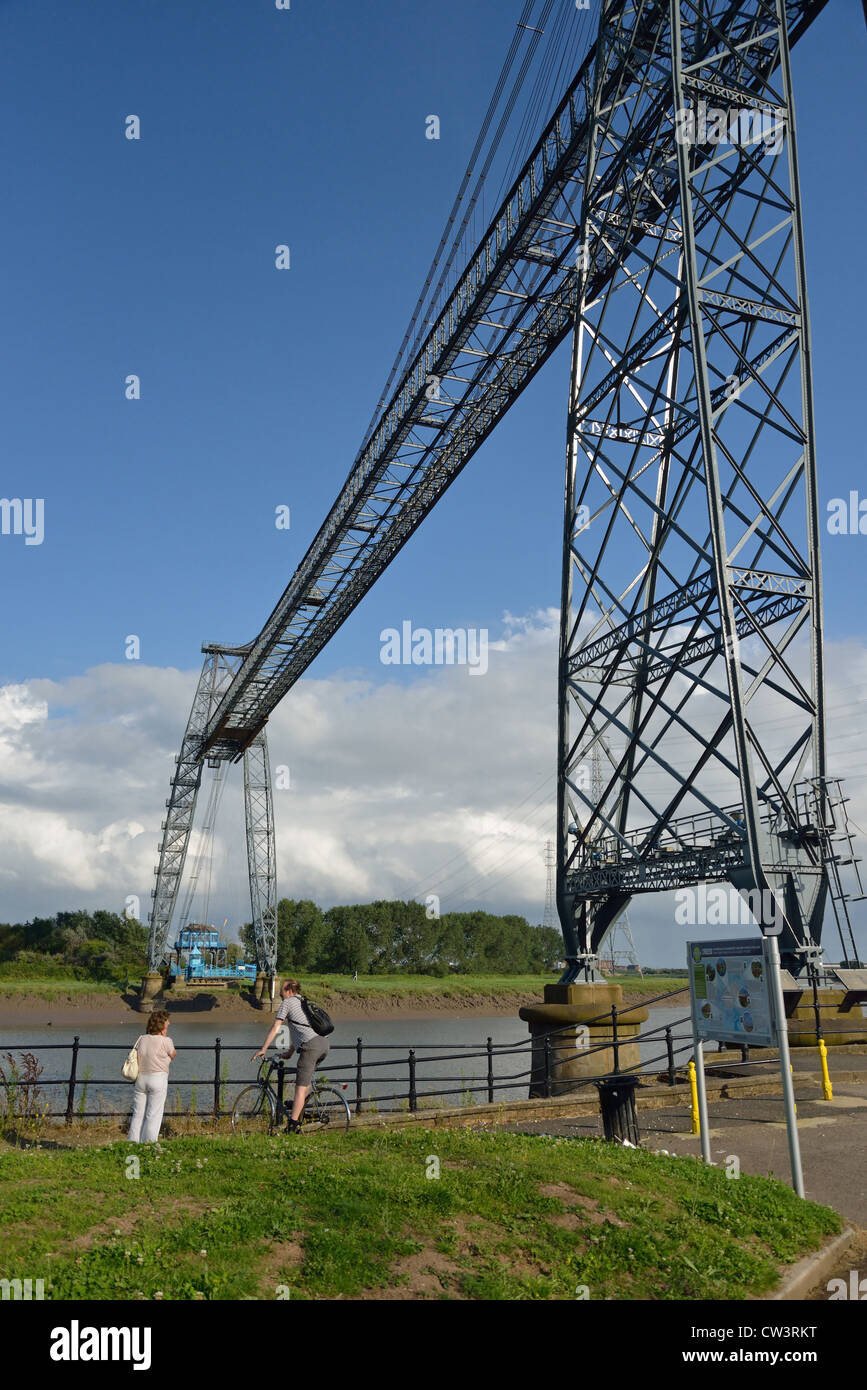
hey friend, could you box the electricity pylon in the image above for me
[543,840,556,930]
[599,922,643,975]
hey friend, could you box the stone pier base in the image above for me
[785,987,867,1047]
[253,974,279,1012]
[137,973,164,1013]
[519,982,648,1098]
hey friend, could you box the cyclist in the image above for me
[254,978,329,1133]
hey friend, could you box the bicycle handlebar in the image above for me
[250,1053,296,1085]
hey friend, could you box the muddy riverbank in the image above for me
[0,983,683,1028]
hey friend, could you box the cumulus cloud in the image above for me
[0,613,864,966]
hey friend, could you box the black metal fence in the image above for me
[0,986,842,1124]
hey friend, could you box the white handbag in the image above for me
[122,1036,142,1081]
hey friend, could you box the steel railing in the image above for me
[0,985,846,1123]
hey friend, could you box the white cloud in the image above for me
[0,685,47,732]
[0,615,864,966]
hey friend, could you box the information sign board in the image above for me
[688,937,775,1047]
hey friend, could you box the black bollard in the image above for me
[595,1074,640,1145]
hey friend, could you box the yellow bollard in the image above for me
[818,1038,833,1100]
[688,1059,700,1135]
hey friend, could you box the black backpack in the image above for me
[299,995,334,1037]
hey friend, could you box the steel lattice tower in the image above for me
[543,840,556,929]
[149,644,278,974]
[557,0,834,979]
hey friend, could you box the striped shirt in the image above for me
[276,994,316,1048]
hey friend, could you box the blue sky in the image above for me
[0,1,865,964]
[1,0,863,685]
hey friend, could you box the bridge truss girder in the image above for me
[144,0,836,983]
[191,0,826,766]
[243,731,278,975]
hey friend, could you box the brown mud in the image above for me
[0,985,674,1028]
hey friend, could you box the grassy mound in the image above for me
[0,1126,838,1300]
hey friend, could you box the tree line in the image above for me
[239,899,563,976]
[0,901,565,981]
[0,910,149,981]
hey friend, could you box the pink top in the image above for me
[135,1034,174,1075]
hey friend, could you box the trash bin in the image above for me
[595,1074,640,1144]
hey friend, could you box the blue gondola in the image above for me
[170,925,258,984]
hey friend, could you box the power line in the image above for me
[415,767,555,893]
[361,0,546,446]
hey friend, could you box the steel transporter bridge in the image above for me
[148,0,863,992]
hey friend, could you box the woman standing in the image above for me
[128,1010,176,1143]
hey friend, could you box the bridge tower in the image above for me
[147,644,278,989]
[556,0,846,981]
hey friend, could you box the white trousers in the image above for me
[128,1072,169,1143]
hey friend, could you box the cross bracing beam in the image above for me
[568,566,808,681]
[196,0,826,766]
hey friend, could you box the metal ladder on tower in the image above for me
[589,740,642,977]
[816,777,864,968]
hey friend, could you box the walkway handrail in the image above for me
[0,992,845,1122]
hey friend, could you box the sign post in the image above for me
[687,931,805,1197]
[764,931,805,1198]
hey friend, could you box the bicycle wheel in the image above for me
[231,1084,276,1136]
[302,1085,351,1134]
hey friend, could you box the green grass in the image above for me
[0,972,688,1007]
[0,1126,838,1301]
[0,978,122,998]
[297,973,688,1001]
[309,973,552,996]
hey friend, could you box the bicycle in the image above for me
[231,1054,351,1135]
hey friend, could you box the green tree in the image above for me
[238,921,256,959]
[239,899,330,973]
[528,925,564,972]
[322,906,371,974]
[390,899,439,972]
[272,899,328,972]
[0,900,563,982]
